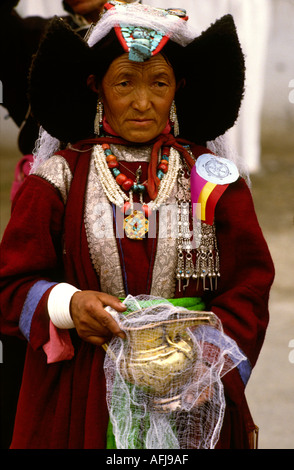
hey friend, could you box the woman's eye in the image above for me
[117,81,129,87]
[156,82,167,87]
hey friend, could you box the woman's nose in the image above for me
[131,87,151,112]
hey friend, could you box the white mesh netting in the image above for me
[103,295,245,449]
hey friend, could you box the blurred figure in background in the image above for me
[143,0,271,174]
[0,0,107,201]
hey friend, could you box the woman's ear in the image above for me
[87,74,100,94]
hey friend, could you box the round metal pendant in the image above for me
[123,210,149,240]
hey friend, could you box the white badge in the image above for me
[196,154,239,185]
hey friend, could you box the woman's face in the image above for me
[99,53,176,143]
[64,0,106,15]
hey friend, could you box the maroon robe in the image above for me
[0,141,274,449]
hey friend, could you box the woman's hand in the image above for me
[70,290,126,346]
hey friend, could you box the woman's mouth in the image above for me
[128,119,154,126]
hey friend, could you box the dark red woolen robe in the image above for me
[0,143,274,448]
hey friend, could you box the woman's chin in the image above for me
[119,125,165,144]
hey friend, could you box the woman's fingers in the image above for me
[70,290,126,344]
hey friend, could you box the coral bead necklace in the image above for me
[93,143,180,239]
[102,143,170,192]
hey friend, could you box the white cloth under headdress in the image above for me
[87,2,199,48]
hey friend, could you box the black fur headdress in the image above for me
[29,3,245,145]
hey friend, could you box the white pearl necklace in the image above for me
[93,144,127,207]
[148,145,180,211]
[93,144,180,210]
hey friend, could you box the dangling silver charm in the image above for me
[176,249,185,292]
[176,168,194,291]
[169,100,179,137]
[193,222,220,290]
[175,160,221,292]
[94,100,103,136]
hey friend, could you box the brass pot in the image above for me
[106,309,216,397]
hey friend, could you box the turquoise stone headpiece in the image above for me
[101,3,188,63]
[120,25,165,62]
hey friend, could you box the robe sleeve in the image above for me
[0,175,65,351]
[204,177,275,403]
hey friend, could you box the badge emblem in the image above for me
[196,154,239,185]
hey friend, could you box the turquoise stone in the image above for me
[134,38,151,47]
[132,30,145,39]
[151,39,160,49]
[129,43,151,62]
[119,24,165,60]
[112,168,120,177]
[132,183,145,193]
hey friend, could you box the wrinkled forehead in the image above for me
[102,52,176,79]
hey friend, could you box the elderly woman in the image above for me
[0,2,274,449]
